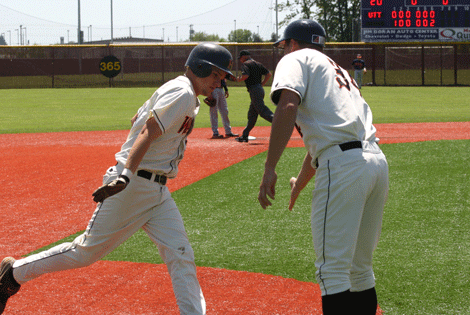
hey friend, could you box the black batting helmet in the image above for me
[274,19,326,48]
[185,43,233,78]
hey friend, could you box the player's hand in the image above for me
[131,113,138,126]
[92,176,129,203]
[258,169,277,209]
[225,91,229,98]
[288,177,301,211]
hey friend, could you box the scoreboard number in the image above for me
[361,0,470,42]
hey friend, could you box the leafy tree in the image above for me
[253,33,263,42]
[191,31,225,42]
[277,0,316,27]
[270,32,279,42]
[276,0,361,42]
[228,29,253,42]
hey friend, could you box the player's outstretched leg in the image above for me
[0,257,21,314]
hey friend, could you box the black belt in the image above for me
[315,141,363,168]
[137,170,167,185]
[339,141,362,151]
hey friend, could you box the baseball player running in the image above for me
[0,42,233,315]
[258,20,389,314]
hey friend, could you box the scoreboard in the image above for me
[361,0,470,42]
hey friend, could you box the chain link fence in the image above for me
[0,42,468,88]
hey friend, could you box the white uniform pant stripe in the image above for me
[317,160,332,295]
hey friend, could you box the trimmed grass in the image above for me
[28,140,470,314]
[374,140,470,314]
[11,86,470,314]
[1,86,470,134]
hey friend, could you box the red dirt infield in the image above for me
[1,122,469,314]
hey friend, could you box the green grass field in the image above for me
[1,86,470,134]
[5,86,470,314]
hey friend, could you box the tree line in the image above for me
[190,0,361,43]
[279,0,361,42]
[190,30,277,43]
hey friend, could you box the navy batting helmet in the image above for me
[185,43,233,78]
[274,19,326,48]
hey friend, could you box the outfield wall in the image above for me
[0,42,469,88]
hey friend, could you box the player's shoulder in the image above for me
[278,48,328,69]
[245,59,259,67]
[161,76,194,94]
[283,48,325,60]
[154,76,195,105]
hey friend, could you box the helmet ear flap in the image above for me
[193,62,213,78]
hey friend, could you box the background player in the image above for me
[0,42,233,315]
[258,19,389,314]
[352,53,367,89]
[205,76,238,139]
[233,50,273,143]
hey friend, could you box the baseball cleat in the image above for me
[235,136,249,142]
[0,257,21,314]
[211,134,224,139]
[225,133,239,137]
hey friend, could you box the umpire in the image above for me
[233,50,273,142]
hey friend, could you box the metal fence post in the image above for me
[454,45,458,85]
[51,47,55,88]
[421,45,425,86]
[372,45,376,86]
[161,45,165,84]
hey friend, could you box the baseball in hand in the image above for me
[290,177,297,188]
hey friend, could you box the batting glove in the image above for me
[92,174,130,203]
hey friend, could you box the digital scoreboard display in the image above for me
[361,0,470,42]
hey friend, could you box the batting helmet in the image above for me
[274,19,326,48]
[185,43,233,78]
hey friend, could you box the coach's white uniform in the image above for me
[13,76,206,314]
[271,48,389,296]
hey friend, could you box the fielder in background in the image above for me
[204,76,239,139]
[233,50,273,143]
[258,19,389,315]
[0,42,234,315]
[352,53,367,89]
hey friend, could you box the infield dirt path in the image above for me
[1,122,469,314]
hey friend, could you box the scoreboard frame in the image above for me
[361,0,470,42]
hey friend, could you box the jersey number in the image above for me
[327,58,360,92]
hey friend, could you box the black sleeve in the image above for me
[258,62,269,75]
[221,79,228,92]
[241,63,250,76]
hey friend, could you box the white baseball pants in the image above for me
[354,69,364,88]
[209,87,232,135]
[13,164,206,315]
[312,141,389,296]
